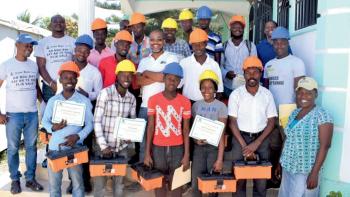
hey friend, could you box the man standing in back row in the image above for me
[35,14,75,103]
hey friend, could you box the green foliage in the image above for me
[327,191,343,197]
[106,15,121,24]
[65,17,78,38]
[17,9,42,25]
[95,0,120,10]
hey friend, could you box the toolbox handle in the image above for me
[209,169,225,190]
[103,163,114,173]
[243,153,261,165]
[58,143,78,165]
[99,152,120,160]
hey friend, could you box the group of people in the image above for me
[0,5,334,197]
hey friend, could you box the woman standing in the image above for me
[278,77,334,197]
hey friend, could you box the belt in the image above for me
[240,130,263,138]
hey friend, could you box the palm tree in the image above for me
[17,9,41,25]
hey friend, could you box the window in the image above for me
[277,0,290,29]
[249,0,273,43]
[295,0,318,30]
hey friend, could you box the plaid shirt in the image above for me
[164,39,192,60]
[94,84,136,152]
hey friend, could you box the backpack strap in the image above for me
[245,40,252,56]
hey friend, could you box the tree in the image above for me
[17,9,41,25]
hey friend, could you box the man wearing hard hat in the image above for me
[93,60,137,197]
[88,18,114,67]
[178,9,194,44]
[162,17,191,60]
[196,6,224,64]
[128,12,151,65]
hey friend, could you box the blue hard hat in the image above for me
[75,34,94,49]
[271,27,290,40]
[162,62,183,79]
[196,6,212,19]
[16,34,38,45]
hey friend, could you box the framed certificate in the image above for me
[52,100,86,126]
[189,115,225,147]
[113,117,147,142]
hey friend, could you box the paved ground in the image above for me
[0,147,279,197]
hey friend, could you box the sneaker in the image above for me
[11,180,22,194]
[25,179,44,191]
[66,182,73,194]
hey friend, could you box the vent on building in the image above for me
[295,0,318,30]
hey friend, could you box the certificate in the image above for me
[279,104,297,128]
[113,117,147,142]
[189,115,225,147]
[52,100,86,126]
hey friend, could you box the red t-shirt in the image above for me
[148,92,191,146]
[99,56,139,89]
[99,55,118,88]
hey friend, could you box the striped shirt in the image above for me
[221,39,257,90]
[164,39,192,60]
[94,84,136,152]
[206,32,224,59]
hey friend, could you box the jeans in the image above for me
[93,148,128,197]
[231,132,270,197]
[48,164,84,197]
[6,112,38,181]
[192,144,218,197]
[278,169,320,197]
[152,145,184,197]
[42,82,55,103]
[138,107,148,162]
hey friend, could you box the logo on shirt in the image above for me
[155,105,183,137]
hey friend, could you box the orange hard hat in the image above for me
[58,61,80,77]
[129,12,146,26]
[229,15,246,27]
[114,30,133,43]
[189,28,208,44]
[91,18,107,30]
[243,56,263,71]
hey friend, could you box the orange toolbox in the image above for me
[89,154,128,177]
[39,127,51,145]
[198,172,237,193]
[233,155,272,180]
[46,145,89,172]
[130,163,164,191]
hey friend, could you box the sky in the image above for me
[0,0,122,22]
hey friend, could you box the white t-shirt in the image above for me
[56,63,103,101]
[228,85,277,133]
[264,55,305,108]
[180,54,224,101]
[34,35,75,81]
[137,51,178,108]
[0,58,39,113]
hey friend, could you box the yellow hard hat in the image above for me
[179,9,194,21]
[115,60,136,74]
[161,18,178,30]
[199,70,219,85]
